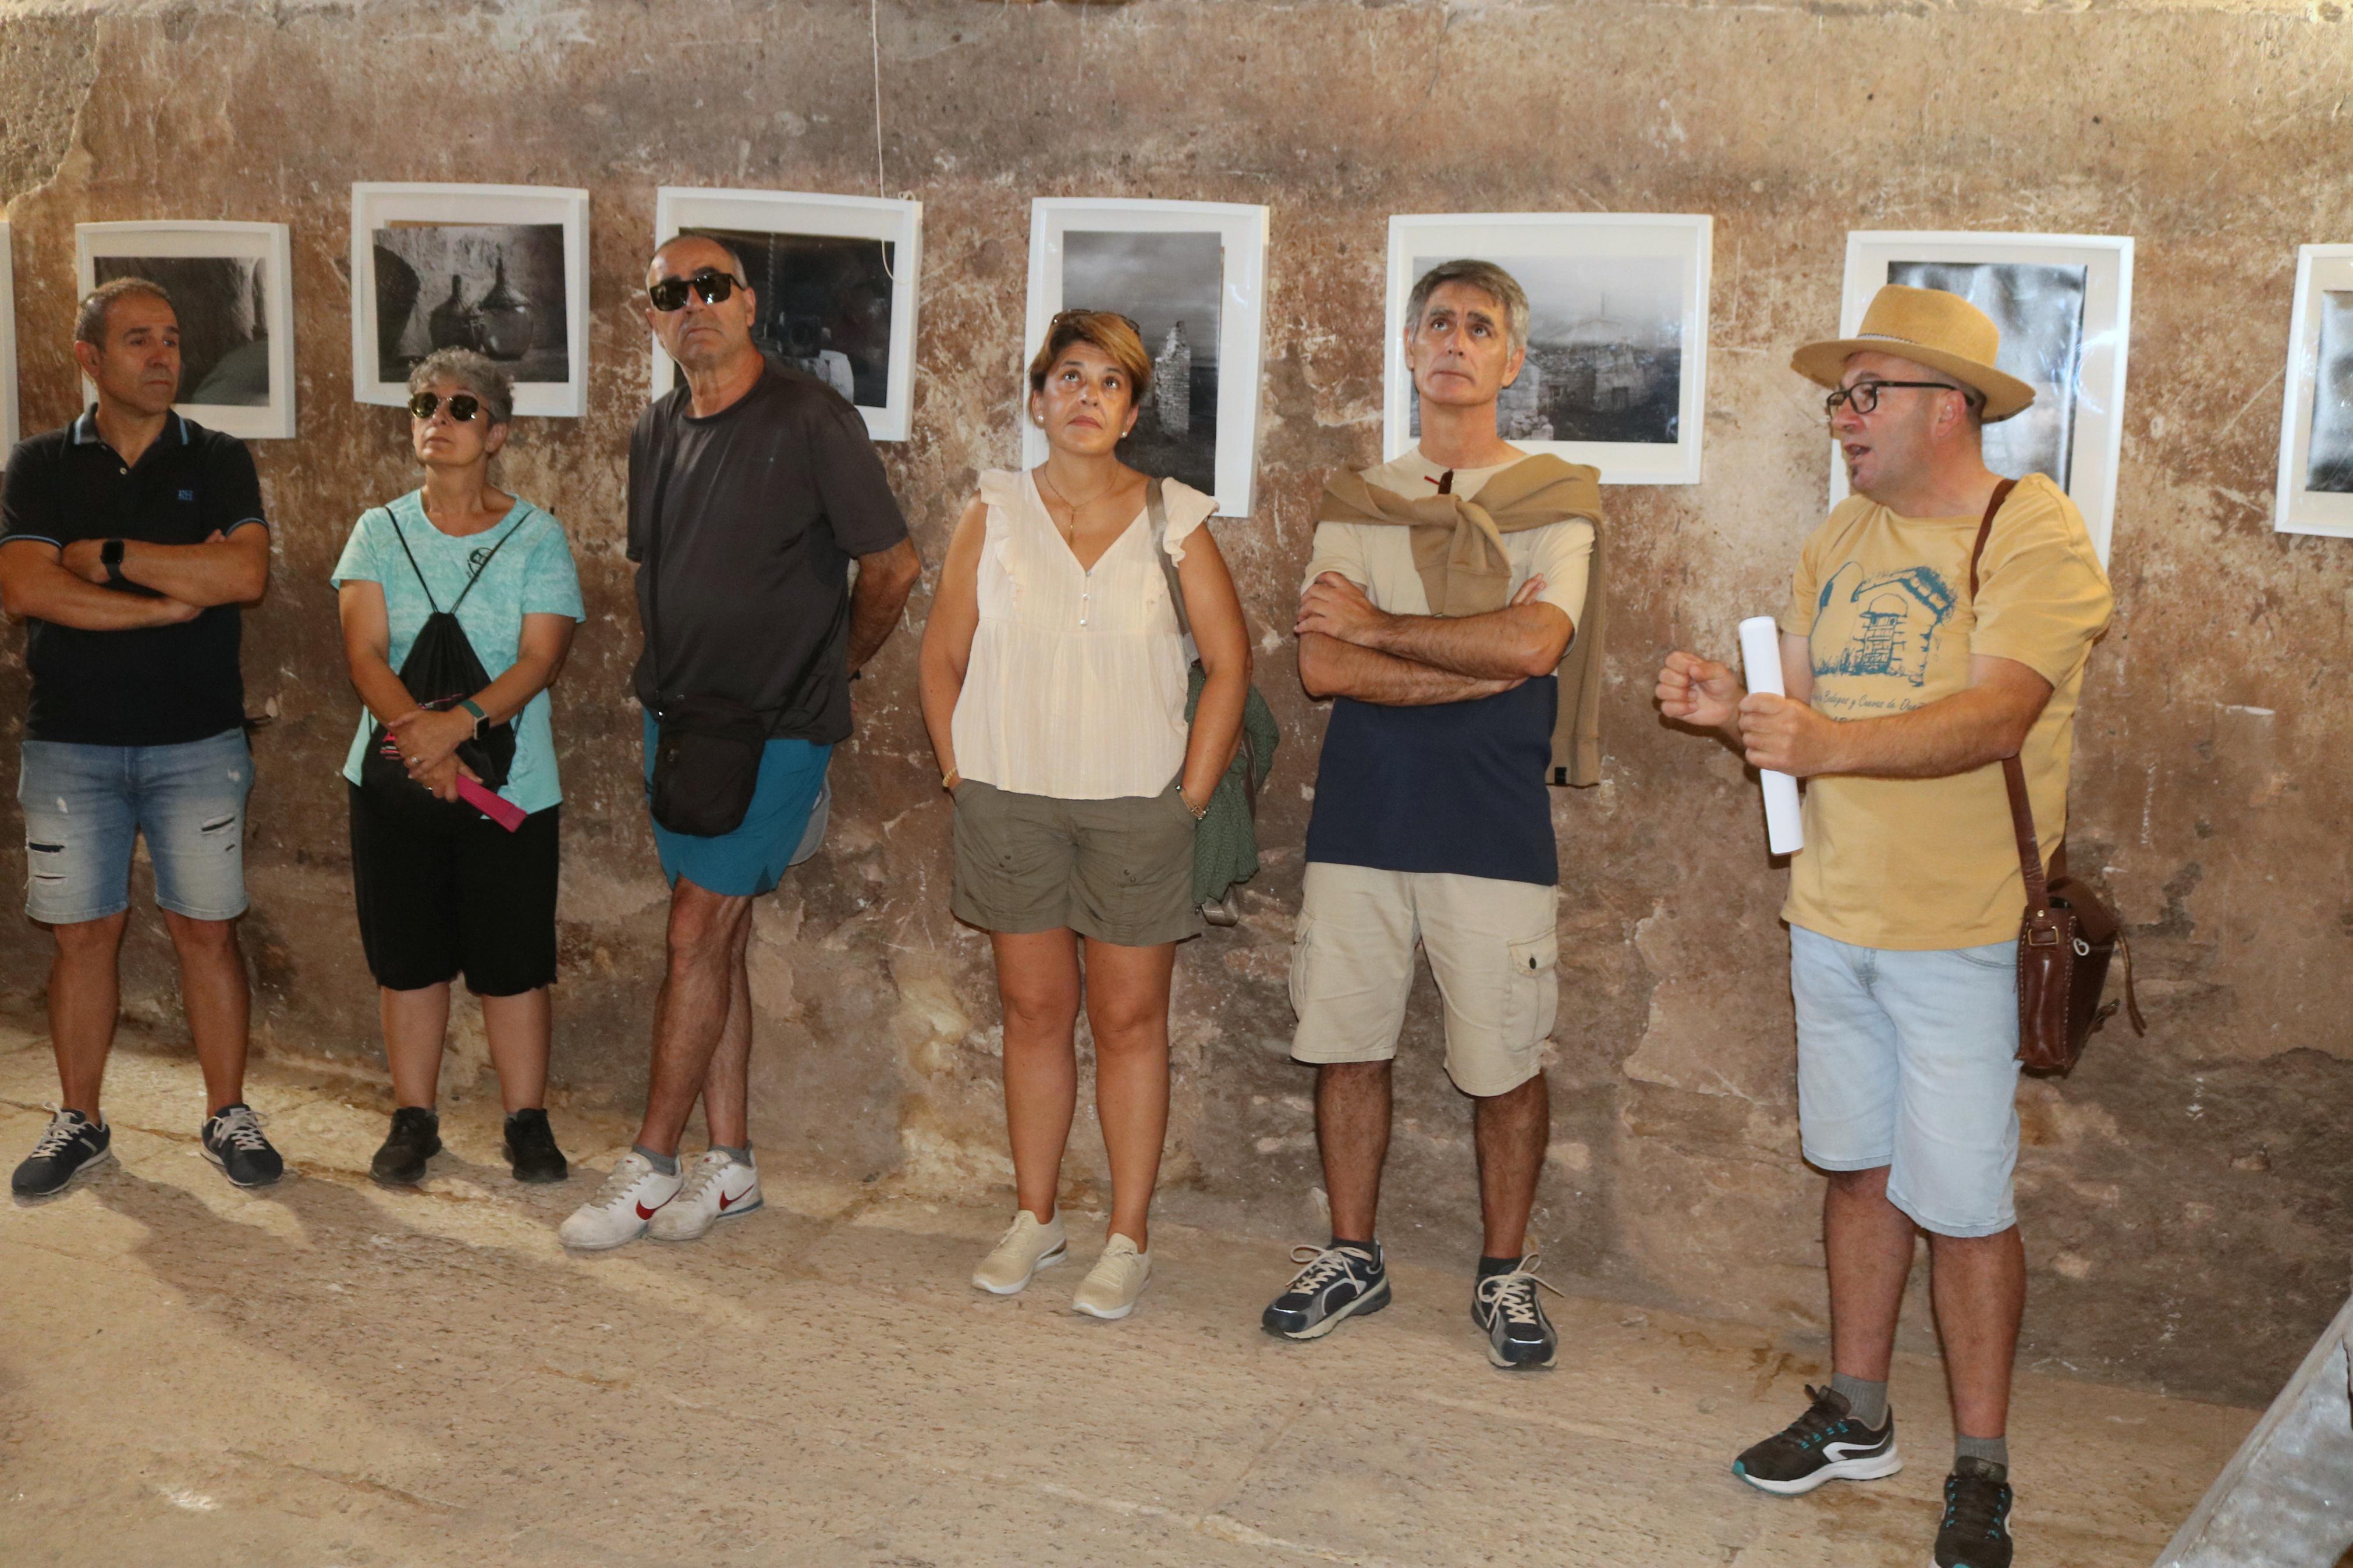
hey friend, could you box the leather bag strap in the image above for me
[1965,478,2053,913]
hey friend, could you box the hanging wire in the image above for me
[870,0,898,282]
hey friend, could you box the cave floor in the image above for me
[0,1027,2252,1567]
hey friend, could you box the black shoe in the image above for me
[1470,1254,1561,1370]
[503,1108,568,1184]
[12,1109,113,1199]
[1733,1384,1903,1495]
[200,1103,285,1187]
[369,1107,441,1188]
[1934,1457,2015,1568]
[1261,1242,1390,1341]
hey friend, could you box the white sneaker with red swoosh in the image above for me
[647,1149,762,1242]
[558,1151,684,1250]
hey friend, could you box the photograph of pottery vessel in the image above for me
[371,222,569,384]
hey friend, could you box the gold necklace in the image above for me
[1036,466,1119,545]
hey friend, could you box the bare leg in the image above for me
[379,983,453,1109]
[1825,1164,1918,1384]
[1080,937,1175,1251]
[697,917,755,1150]
[45,913,128,1119]
[481,987,553,1114]
[1472,1072,1549,1258]
[1930,1225,2026,1439]
[635,879,755,1158]
[161,911,249,1116]
[993,929,1082,1225]
[1316,1060,1393,1242]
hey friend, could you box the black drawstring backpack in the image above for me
[359,506,523,819]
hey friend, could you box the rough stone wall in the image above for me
[1,0,2347,1407]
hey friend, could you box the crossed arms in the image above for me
[1294,570,1570,706]
[0,525,269,631]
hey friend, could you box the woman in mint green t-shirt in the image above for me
[331,349,585,1191]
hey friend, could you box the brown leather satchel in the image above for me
[1967,481,2146,1073]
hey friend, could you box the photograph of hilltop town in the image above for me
[1062,228,1223,496]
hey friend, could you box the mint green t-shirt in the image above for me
[331,492,585,815]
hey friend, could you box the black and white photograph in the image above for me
[351,184,588,418]
[1,219,16,451]
[76,221,294,439]
[653,190,922,440]
[2272,246,2353,538]
[1383,214,1713,486]
[1025,198,1269,515]
[1841,232,2133,563]
[1888,259,2087,489]
[2302,290,2353,495]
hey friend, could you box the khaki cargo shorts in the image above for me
[1289,862,1559,1097]
[951,778,1202,948]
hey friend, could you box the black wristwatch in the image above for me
[100,538,127,587]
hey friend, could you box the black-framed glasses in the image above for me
[647,268,744,312]
[1825,380,1975,418]
[1050,307,1141,336]
[407,390,481,422]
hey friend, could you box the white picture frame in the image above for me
[1023,198,1270,518]
[2273,244,2353,539]
[1,221,16,453]
[350,183,589,418]
[651,188,922,443]
[74,220,295,440]
[1835,230,2134,566]
[1382,213,1713,486]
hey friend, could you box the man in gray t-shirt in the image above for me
[560,234,920,1253]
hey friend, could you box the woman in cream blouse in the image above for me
[920,310,1250,1320]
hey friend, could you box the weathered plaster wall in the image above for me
[1,0,2348,1407]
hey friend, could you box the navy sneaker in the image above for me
[200,1104,285,1188]
[1471,1253,1561,1370]
[1261,1242,1390,1341]
[1733,1384,1903,1495]
[1934,1457,2015,1568]
[12,1108,112,1199]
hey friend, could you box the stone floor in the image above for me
[0,1027,2254,1567]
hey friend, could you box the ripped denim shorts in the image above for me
[17,727,252,925]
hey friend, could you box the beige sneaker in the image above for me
[973,1210,1067,1295]
[1073,1234,1151,1320]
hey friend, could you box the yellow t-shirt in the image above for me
[1778,473,2114,950]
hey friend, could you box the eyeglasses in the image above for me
[1050,308,1141,336]
[1825,380,1976,418]
[407,390,482,422]
[647,268,744,312]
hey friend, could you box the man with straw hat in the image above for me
[1655,284,2114,1568]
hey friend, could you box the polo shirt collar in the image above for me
[70,406,190,453]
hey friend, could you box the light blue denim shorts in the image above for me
[17,728,254,925]
[1789,925,2023,1239]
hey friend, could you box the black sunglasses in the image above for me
[648,268,745,312]
[1825,380,1977,418]
[407,390,482,422]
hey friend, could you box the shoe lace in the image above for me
[30,1108,87,1158]
[589,1156,654,1207]
[211,1106,268,1151]
[1780,1385,1855,1445]
[1284,1243,1370,1295]
[1943,1470,2011,1540]
[1473,1252,1564,1327]
[672,1150,733,1205]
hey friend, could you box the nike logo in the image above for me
[718,1188,749,1211]
[635,1198,668,1219]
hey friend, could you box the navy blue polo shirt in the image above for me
[0,408,267,745]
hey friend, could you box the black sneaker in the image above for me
[202,1104,285,1187]
[12,1108,113,1199]
[1262,1242,1390,1341]
[1733,1384,1903,1495]
[1934,1457,2014,1568]
[503,1108,568,1184]
[1471,1253,1561,1370]
[370,1107,441,1187]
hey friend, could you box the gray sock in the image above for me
[1830,1373,1889,1429]
[1955,1434,2009,1472]
[711,1143,752,1165]
[633,1144,679,1176]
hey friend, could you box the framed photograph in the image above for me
[2273,244,2353,539]
[1835,231,2134,565]
[350,183,589,418]
[1,221,16,453]
[1024,198,1270,517]
[651,189,921,442]
[73,221,294,440]
[1382,213,1713,486]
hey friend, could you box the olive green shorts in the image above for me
[951,778,1201,947]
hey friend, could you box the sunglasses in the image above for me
[407,390,482,422]
[647,268,745,312]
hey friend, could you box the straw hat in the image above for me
[1790,285,2036,423]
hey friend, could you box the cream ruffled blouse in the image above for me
[950,468,1216,801]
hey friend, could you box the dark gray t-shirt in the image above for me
[628,358,909,744]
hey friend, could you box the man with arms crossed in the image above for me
[1264,260,1603,1370]
[1,278,281,1196]
[1658,285,2113,1568]
[559,237,920,1249]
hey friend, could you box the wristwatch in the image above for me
[100,538,127,587]
[459,699,489,738]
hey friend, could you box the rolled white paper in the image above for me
[1737,615,1805,855]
